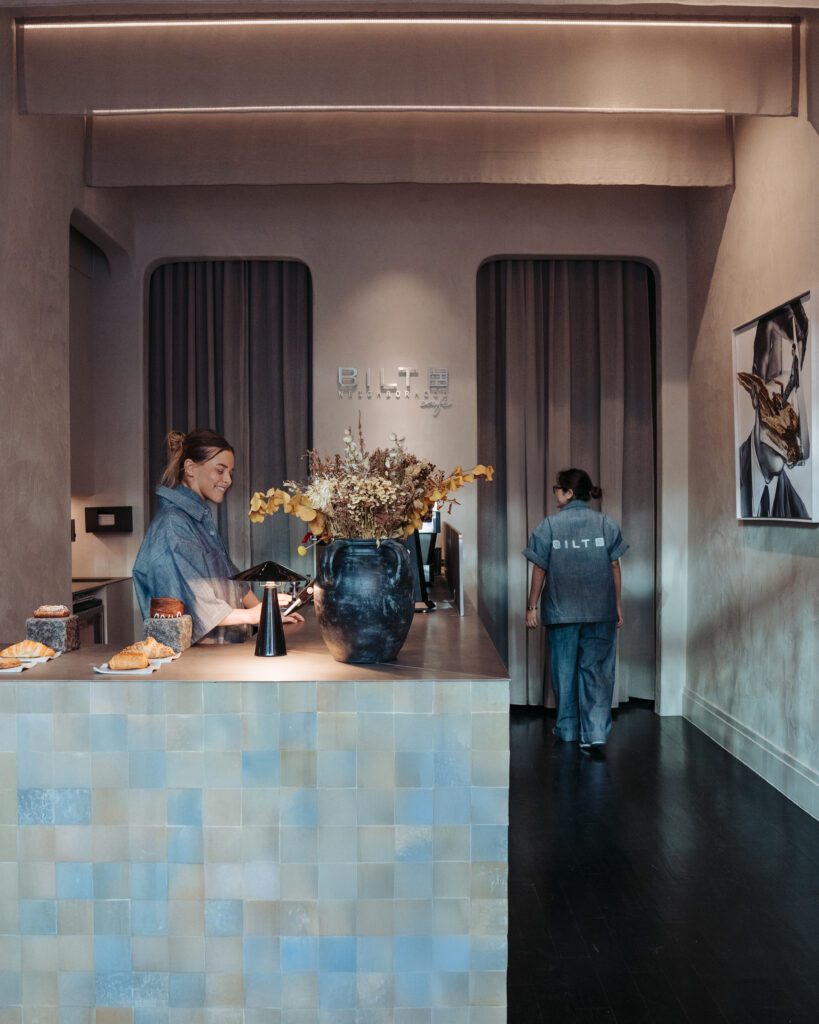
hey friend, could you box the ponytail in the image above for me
[556,468,602,502]
[160,428,235,488]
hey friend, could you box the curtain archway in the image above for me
[477,259,656,706]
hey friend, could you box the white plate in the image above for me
[19,651,62,665]
[94,662,158,676]
[0,664,27,674]
[149,653,180,664]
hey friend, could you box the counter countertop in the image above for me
[71,576,131,595]
[7,602,509,683]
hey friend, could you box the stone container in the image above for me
[26,615,80,651]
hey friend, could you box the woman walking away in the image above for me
[523,468,628,758]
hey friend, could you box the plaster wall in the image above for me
[685,76,819,813]
[124,182,689,712]
[0,12,132,639]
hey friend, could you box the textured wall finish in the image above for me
[685,37,819,818]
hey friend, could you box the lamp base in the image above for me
[255,583,287,657]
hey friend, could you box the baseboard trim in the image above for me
[683,687,819,821]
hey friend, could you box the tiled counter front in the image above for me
[0,675,509,1023]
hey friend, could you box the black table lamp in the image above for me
[232,561,306,657]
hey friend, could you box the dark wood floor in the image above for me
[508,702,819,1024]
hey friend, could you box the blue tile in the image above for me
[395,752,435,788]
[131,901,169,936]
[280,789,317,826]
[395,826,433,862]
[244,859,279,899]
[280,936,318,972]
[471,936,507,971]
[134,1011,169,1024]
[243,936,280,974]
[243,682,280,715]
[357,936,393,972]
[471,825,508,861]
[280,712,317,750]
[58,971,95,1006]
[90,715,128,751]
[318,863,357,899]
[395,715,435,752]
[95,971,133,1007]
[132,971,169,1007]
[166,789,202,827]
[319,972,356,1009]
[16,750,53,788]
[95,935,132,972]
[434,752,471,787]
[396,789,434,826]
[94,900,130,935]
[432,936,471,972]
[394,937,432,972]
[0,971,21,1006]
[244,971,282,1009]
[394,971,431,1008]
[131,862,168,900]
[203,682,240,714]
[434,788,472,825]
[19,899,57,934]
[205,899,243,937]
[129,752,167,789]
[434,715,472,752]
[54,787,92,825]
[128,716,166,751]
[168,972,205,1008]
[56,861,93,899]
[17,788,54,825]
[317,750,356,788]
[17,713,53,750]
[395,862,433,899]
[93,862,130,899]
[469,787,508,825]
[167,827,203,864]
[203,714,241,751]
[243,713,279,749]
[242,750,280,787]
[319,936,357,972]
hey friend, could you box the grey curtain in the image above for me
[147,260,312,571]
[477,259,656,706]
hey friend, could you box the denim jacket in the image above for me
[523,500,628,625]
[132,486,249,644]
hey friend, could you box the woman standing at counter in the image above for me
[133,428,302,644]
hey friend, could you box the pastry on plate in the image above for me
[33,604,71,618]
[0,656,22,669]
[1,639,55,659]
[108,650,150,671]
[150,597,185,618]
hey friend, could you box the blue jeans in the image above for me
[548,621,617,745]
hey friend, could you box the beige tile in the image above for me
[169,863,204,901]
[204,789,242,827]
[21,969,58,1006]
[168,899,205,937]
[0,755,16,788]
[93,789,130,825]
[0,1010,22,1024]
[242,900,279,936]
[131,935,169,972]
[0,825,19,860]
[58,933,94,970]
[168,936,205,972]
[129,826,167,861]
[205,936,243,972]
[18,827,55,861]
[93,825,130,861]
[205,972,244,1007]
[91,753,129,789]
[95,1011,134,1024]
[23,1009,59,1024]
[58,900,93,935]
[18,862,55,899]
[21,935,58,971]
[318,899,355,935]
[0,861,18,897]
[0,786,15,824]
[55,825,93,861]
[128,790,166,826]
[0,899,19,933]
[0,935,21,970]
[205,827,243,863]
[356,900,394,935]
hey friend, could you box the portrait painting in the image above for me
[733,292,816,522]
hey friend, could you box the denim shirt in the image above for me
[523,500,628,625]
[132,486,249,644]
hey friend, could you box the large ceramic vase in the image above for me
[314,538,415,663]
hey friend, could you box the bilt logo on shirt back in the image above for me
[553,538,606,550]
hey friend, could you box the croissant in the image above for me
[1,640,55,659]
[125,636,177,659]
[33,605,70,618]
[0,657,22,669]
[108,651,150,671]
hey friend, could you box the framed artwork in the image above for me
[732,291,816,522]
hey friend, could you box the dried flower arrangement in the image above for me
[249,420,493,545]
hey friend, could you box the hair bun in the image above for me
[590,485,603,500]
[165,431,186,455]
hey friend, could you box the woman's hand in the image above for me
[282,610,304,624]
[525,607,539,629]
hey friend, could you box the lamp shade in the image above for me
[232,560,306,584]
[232,561,306,657]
